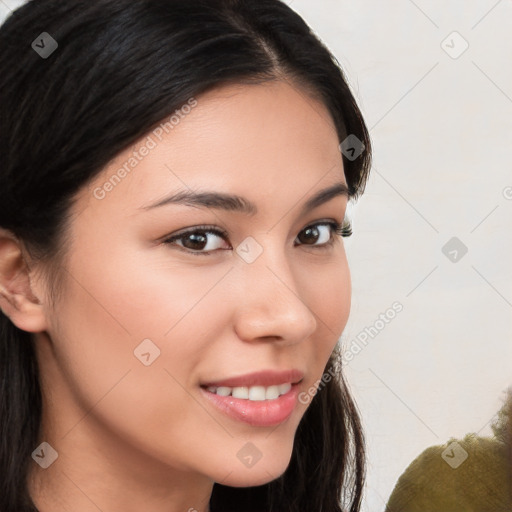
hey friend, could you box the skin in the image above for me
[0,79,351,512]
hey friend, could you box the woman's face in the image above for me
[33,80,351,491]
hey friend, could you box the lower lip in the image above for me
[199,384,299,427]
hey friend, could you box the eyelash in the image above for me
[161,220,352,256]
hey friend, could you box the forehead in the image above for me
[80,80,345,218]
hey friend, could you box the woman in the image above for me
[0,1,372,511]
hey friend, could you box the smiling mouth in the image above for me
[201,382,296,401]
[199,380,302,427]
[198,368,304,424]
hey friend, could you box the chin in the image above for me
[220,468,287,488]
[216,453,293,488]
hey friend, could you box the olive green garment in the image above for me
[385,434,512,512]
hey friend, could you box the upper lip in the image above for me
[201,369,304,388]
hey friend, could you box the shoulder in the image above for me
[385,434,511,512]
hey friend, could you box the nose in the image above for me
[231,242,318,346]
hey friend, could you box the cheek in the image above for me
[48,260,230,469]
[51,243,234,406]
[61,237,227,340]
[303,250,351,340]
[311,251,351,367]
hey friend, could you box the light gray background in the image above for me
[282,1,512,510]
[2,1,511,510]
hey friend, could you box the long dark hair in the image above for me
[0,1,372,511]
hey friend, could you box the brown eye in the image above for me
[180,232,209,251]
[162,221,348,257]
[162,226,229,255]
[295,223,337,246]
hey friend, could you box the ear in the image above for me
[0,228,48,333]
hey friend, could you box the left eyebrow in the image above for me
[140,182,349,217]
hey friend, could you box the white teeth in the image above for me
[232,386,249,399]
[278,383,292,395]
[216,386,231,397]
[265,385,280,400]
[249,386,266,401]
[205,383,293,400]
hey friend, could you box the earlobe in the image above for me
[0,229,48,333]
